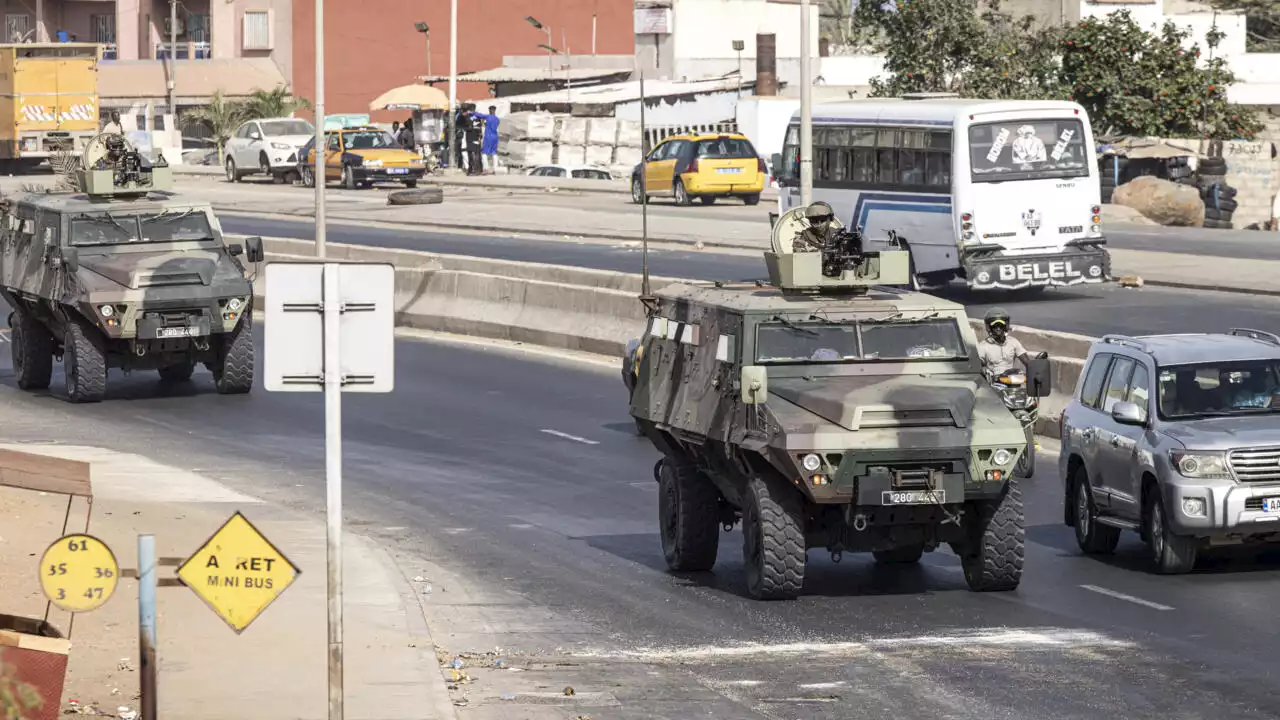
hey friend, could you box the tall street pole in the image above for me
[799,0,813,207]
[167,0,176,121]
[448,0,458,173]
[314,0,326,258]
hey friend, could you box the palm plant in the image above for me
[180,89,247,165]
[243,84,311,120]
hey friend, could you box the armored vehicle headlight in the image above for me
[801,453,821,472]
[992,448,1013,466]
[98,304,114,317]
[227,297,243,311]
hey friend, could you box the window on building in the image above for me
[91,14,115,43]
[242,11,271,50]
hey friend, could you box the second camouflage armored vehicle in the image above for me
[0,133,264,402]
[625,206,1050,599]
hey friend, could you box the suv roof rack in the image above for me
[1101,334,1150,352]
[1227,328,1280,346]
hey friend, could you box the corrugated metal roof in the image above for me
[501,76,753,108]
[98,59,287,101]
[419,67,631,84]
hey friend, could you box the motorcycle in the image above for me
[986,368,1038,478]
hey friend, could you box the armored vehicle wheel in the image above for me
[957,477,1024,592]
[1145,489,1197,574]
[873,544,924,564]
[158,360,195,382]
[11,310,54,390]
[657,458,721,572]
[212,318,254,394]
[63,319,106,403]
[1071,467,1119,554]
[742,476,805,600]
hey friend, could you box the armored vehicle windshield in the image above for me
[756,316,968,364]
[69,208,216,247]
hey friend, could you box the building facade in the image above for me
[291,0,636,120]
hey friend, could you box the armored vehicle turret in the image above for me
[623,205,1048,600]
[0,133,264,402]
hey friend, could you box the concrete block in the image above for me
[616,119,643,148]
[558,117,589,146]
[555,144,586,165]
[587,117,618,146]
[585,144,613,167]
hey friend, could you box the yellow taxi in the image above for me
[631,132,767,206]
[298,125,426,189]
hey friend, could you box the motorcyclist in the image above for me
[978,307,1045,377]
[794,201,837,253]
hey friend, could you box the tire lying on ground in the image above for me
[387,187,444,206]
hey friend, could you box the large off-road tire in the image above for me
[657,458,721,572]
[212,318,254,394]
[158,360,195,381]
[11,310,54,390]
[1145,488,1197,574]
[63,319,106,403]
[741,475,806,600]
[958,477,1024,592]
[1072,466,1120,554]
[873,544,924,564]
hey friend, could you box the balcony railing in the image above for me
[155,41,211,60]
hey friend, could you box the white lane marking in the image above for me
[799,681,847,690]
[540,428,599,445]
[1080,584,1174,611]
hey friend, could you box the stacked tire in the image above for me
[1196,157,1235,230]
[1097,155,1127,204]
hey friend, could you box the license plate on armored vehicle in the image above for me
[883,490,943,505]
[156,326,198,338]
[1263,497,1280,512]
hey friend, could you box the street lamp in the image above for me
[415,21,431,77]
[732,39,744,97]
[525,15,552,71]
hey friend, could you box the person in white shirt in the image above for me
[977,307,1043,376]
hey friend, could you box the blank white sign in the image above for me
[263,261,395,393]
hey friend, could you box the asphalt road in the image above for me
[222,213,1280,340]
[2,326,1279,717]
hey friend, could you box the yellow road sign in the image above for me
[39,534,119,613]
[177,511,300,633]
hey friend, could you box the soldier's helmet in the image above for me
[805,201,835,223]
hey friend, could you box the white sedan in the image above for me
[225,117,315,183]
[525,164,613,180]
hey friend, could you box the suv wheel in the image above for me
[657,457,720,571]
[957,476,1024,591]
[1145,490,1197,574]
[212,315,254,394]
[11,309,53,390]
[741,475,806,600]
[64,319,106,403]
[1073,468,1120,554]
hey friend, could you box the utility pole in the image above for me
[799,0,813,206]
[314,0,326,258]
[448,0,458,173]
[167,0,176,121]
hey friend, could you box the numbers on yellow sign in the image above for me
[38,534,120,613]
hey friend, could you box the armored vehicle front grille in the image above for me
[1228,447,1280,482]
[149,310,205,326]
[857,409,955,428]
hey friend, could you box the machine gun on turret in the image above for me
[764,206,911,294]
[74,132,172,197]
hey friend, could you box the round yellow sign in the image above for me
[38,534,119,613]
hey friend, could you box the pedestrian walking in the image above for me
[463,105,482,175]
[453,105,471,171]
[471,105,501,174]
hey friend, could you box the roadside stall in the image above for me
[369,84,450,171]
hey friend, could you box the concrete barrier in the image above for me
[240,235,1096,440]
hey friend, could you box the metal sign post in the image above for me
[314,0,326,257]
[799,0,813,207]
[263,260,396,720]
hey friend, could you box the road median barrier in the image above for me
[240,236,1089,440]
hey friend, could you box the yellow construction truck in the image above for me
[0,42,102,171]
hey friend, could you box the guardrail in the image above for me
[243,236,1088,439]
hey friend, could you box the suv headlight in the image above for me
[1170,451,1231,479]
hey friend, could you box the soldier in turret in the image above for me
[795,201,837,253]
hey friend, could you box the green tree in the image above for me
[854,0,1064,100]
[180,89,247,165]
[242,84,312,120]
[1061,11,1263,139]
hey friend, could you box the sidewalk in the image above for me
[0,444,455,720]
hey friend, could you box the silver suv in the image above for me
[1060,329,1280,574]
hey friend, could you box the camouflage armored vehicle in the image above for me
[625,205,1049,600]
[0,133,264,403]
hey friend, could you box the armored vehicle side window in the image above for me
[1079,353,1113,409]
[1100,356,1136,413]
[860,320,965,360]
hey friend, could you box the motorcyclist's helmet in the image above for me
[805,201,835,225]
[984,307,1011,331]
